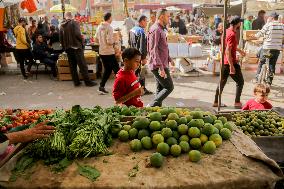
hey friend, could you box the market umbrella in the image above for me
[50,3,77,13]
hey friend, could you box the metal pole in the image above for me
[218,0,228,112]
[61,0,65,19]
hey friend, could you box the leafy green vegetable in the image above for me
[25,105,122,161]
[10,154,35,182]
[77,163,101,182]
[51,157,73,173]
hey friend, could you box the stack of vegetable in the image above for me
[231,111,284,137]
[117,107,234,168]
[25,105,122,163]
[0,109,52,133]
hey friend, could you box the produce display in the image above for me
[118,107,234,168]
[0,109,52,133]
[25,105,122,162]
[231,111,284,137]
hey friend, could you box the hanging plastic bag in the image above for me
[21,0,37,13]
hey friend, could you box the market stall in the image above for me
[0,107,283,188]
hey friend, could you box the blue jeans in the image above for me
[256,49,280,85]
[150,68,174,107]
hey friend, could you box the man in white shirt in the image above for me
[253,12,284,85]
[95,12,120,94]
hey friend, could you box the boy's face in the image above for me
[126,55,141,71]
[255,92,268,103]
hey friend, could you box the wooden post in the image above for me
[61,0,65,19]
[218,0,229,112]
[123,0,129,17]
[239,0,247,48]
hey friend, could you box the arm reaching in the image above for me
[115,87,144,104]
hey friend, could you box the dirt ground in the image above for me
[0,70,284,110]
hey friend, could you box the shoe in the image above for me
[98,87,109,95]
[234,102,242,109]
[85,81,97,87]
[143,89,153,96]
[212,102,227,107]
[74,82,82,87]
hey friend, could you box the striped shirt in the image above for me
[256,21,284,50]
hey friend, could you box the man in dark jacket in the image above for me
[60,12,96,87]
[252,10,266,30]
[129,15,153,95]
[33,34,57,78]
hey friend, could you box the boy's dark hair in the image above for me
[122,48,141,61]
[156,9,167,19]
[104,12,112,21]
[254,83,270,95]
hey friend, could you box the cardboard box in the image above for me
[167,34,179,43]
[182,35,202,43]
[244,57,259,64]
[243,30,258,41]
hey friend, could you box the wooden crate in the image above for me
[57,66,71,74]
[57,59,69,66]
[243,30,258,41]
[58,73,96,81]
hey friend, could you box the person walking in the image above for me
[129,15,153,95]
[146,13,156,33]
[252,12,284,86]
[213,16,246,109]
[13,17,34,79]
[60,12,97,87]
[147,9,175,107]
[95,12,120,94]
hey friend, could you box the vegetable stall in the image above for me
[0,106,283,189]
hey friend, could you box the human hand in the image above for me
[159,69,167,78]
[170,59,175,67]
[239,50,246,57]
[18,121,55,143]
[141,59,147,65]
[138,87,145,96]
[230,66,236,75]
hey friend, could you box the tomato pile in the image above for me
[0,109,52,133]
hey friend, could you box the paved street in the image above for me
[1,70,283,110]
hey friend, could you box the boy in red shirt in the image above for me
[112,48,144,107]
[242,84,272,110]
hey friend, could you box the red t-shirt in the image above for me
[113,69,143,107]
[242,99,273,111]
[224,28,238,65]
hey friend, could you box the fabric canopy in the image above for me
[50,4,77,13]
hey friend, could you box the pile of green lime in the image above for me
[118,108,234,167]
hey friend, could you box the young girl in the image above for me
[112,48,144,107]
[242,84,272,110]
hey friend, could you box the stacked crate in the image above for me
[57,52,97,81]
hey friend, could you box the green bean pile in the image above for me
[25,106,122,162]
